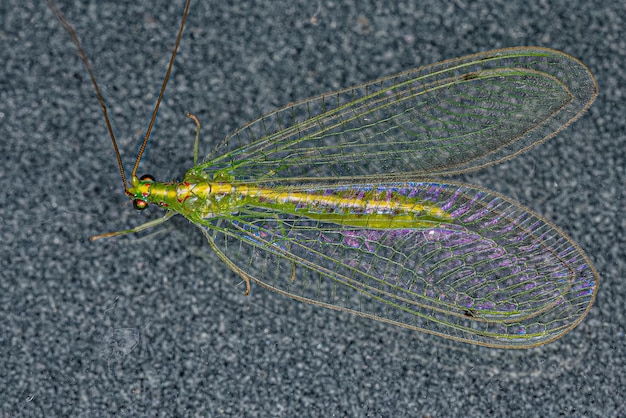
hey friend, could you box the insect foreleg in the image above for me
[91,211,176,241]
[186,112,202,166]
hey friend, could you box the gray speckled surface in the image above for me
[1,0,624,416]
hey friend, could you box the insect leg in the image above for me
[200,227,253,295]
[186,113,202,166]
[91,211,176,241]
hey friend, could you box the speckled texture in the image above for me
[1,0,623,416]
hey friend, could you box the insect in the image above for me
[49,0,599,348]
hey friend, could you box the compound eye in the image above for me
[139,174,155,182]
[133,199,149,210]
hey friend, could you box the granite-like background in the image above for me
[1,1,623,416]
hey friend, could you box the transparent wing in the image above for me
[198,182,598,348]
[195,47,597,183]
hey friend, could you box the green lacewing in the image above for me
[48,0,599,348]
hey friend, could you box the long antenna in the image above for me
[46,0,192,194]
[131,0,192,179]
